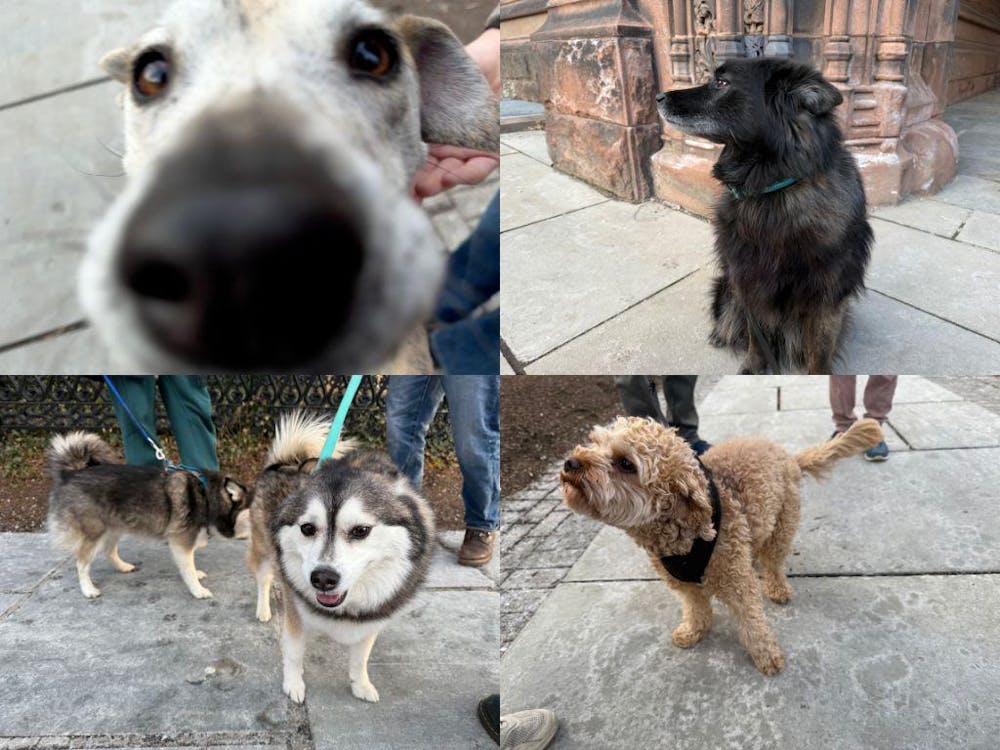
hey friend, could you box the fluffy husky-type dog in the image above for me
[248,412,434,703]
[656,58,873,374]
[81,0,498,373]
[46,432,247,599]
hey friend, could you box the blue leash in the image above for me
[315,375,363,471]
[102,376,207,485]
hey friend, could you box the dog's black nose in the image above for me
[120,184,362,369]
[310,567,340,592]
[655,92,668,103]
[564,457,582,473]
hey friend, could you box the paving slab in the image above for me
[0,534,498,748]
[0,82,123,347]
[0,2,161,106]
[930,173,1000,215]
[425,546,494,589]
[502,575,1000,750]
[868,218,1000,341]
[955,210,1000,253]
[870,199,971,238]
[698,408,908,453]
[0,326,114,375]
[775,376,961,411]
[566,446,1000,581]
[0,533,66,593]
[0,537,300,738]
[499,153,607,232]
[888,400,1000,449]
[499,131,551,165]
[307,590,498,750]
[521,266,735,374]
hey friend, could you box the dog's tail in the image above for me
[267,410,355,469]
[795,418,883,480]
[45,432,120,483]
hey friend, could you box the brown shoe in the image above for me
[458,528,496,567]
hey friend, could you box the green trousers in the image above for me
[107,376,219,471]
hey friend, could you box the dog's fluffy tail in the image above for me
[45,432,119,483]
[267,410,355,468]
[795,418,883,480]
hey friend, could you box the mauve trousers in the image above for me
[829,376,898,433]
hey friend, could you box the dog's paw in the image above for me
[283,677,306,704]
[351,679,380,703]
[256,603,273,623]
[190,585,214,599]
[763,580,793,605]
[116,562,137,574]
[196,570,207,580]
[671,624,707,648]
[753,649,785,676]
[81,584,102,599]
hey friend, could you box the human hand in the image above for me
[411,145,500,201]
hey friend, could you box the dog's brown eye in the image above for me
[349,525,372,540]
[133,50,170,100]
[614,457,637,473]
[715,78,728,89]
[300,523,317,537]
[348,30,397,77]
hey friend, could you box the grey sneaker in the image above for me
[864,440,889,462]
[500,708,558,750]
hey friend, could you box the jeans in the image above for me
[386,375,500,530]
[107,376,219,471]
[430,191,500,375]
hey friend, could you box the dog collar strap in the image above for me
[659,458,722,584]
[728,177,797,200]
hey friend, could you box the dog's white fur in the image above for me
[81,0,497,372]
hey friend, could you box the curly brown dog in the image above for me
[560,416,883,675]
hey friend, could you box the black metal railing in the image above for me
[0,376,451,448]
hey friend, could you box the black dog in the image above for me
[657,58,872,374]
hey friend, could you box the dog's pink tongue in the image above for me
[316,592,344,607]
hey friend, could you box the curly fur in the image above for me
[561,416,883,675]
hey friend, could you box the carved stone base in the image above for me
[650,140,721,217]
[900,118,959,195]
[548,113,661,200]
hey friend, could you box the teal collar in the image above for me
[728,177,797,200]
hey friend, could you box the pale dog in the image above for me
[81,0,498,372]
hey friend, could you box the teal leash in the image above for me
[314,375,363,470]
[729,177,797,200]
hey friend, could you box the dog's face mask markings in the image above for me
[82,0,497,372]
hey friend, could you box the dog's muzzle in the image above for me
[117,116,365,369]
[310,566,346,608]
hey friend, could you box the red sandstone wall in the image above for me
[948,0,1000,102]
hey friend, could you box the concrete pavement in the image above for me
[0,533,498,749]
[0,0,496,373]
[500,375,1000,749]
[499,90,1000,374]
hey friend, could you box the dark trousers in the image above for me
[614,376,700,442]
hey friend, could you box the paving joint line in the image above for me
[0,77,110,112]
[500,198,611,235]
[0,557,70,622]
[865,288,1000,345]
[0,321,89,356]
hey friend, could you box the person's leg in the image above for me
[385,376,445,491]
[108,376,159,466]
[158,376,219,471]
[861,375,899,423]
[828,375,858,434]
[663,376,700,442]
[430,308,499,375]
[614,376,665,423]
[441,376,500,532]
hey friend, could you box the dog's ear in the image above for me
[680,481,716,542]
[100,47,133,83]
[777,66,843,115]
[396,16,499,153]
[224,477,247,505]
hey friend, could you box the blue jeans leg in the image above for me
[386,376,445,491]
[441,375,500,531]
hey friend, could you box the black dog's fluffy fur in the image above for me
[657,57,873,373]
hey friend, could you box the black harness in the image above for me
[659,458,722,584]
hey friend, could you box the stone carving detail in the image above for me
[693,0,716,82]
[744,0,764,57]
